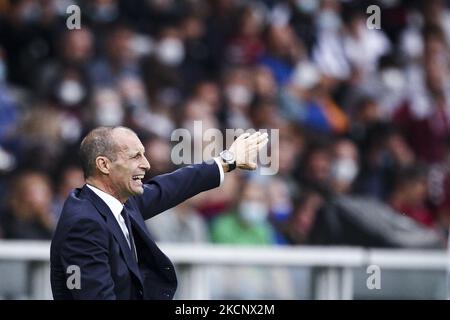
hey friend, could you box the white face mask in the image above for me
[156,38,185,66]
[297,0,319,13]
[239,200,269,225]
[332,158,359,184]
[0,146,16,172]
[94,91,124,126]
[225,85,253,107]
[96,103,124,126]
[58,80,86,106]
[381,68,405,92]
[317,10,342,32]
[291,61,320,89]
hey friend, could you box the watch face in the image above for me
[221,150,234,162]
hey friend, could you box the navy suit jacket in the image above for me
[50,162,220,300]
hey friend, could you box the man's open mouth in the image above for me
[132,175,145,181]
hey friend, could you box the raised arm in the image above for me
[133,131,269,220]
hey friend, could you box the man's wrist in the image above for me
[219,150,236,172]
[213,157,225,185]
[218,157,230,172]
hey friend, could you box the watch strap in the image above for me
[228,160,236,172]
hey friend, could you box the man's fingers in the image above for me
[247,144,261,153]
[246,132,268,145]
[258,139,269,151]
[245,136,263,149]
[248,131,261,139]
[235,132,251,142]
[239,162,257,170]
[245,131,261,143]
[256,132,268,144]
[246,137,268,152]
[234,131,269,171]
[237,131,267,145]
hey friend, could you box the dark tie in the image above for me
[121,207,138,263]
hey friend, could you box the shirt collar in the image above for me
[86,184,124,219]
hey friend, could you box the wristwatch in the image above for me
[219,150,236,172]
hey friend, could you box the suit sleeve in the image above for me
[60,217,116,299]
[134,161,221,220]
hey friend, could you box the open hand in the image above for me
[229,131,269,170]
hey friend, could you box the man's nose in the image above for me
[141,157,151,171]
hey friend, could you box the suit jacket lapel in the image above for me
[80,185,143,287]
[125,205,173,268]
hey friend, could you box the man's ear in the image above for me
[95,156,111,175]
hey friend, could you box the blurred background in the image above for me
[0,0,450,299]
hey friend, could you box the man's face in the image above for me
[107,129,150,202]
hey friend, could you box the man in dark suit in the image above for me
[50,126,268,299]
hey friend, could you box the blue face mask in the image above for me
[271,202,293,221]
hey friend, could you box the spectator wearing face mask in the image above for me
[140,26,185,108]
[312,0,351,81]
[330,138,360,194]
[154,28,186,69]
[90,87,125,127]
[209,176,293,300]
[393,25,450,164]
[178,14,211,88]
[36,28,94,108]
[341,9,391,83]
[223,66,255,129]
[283,61,349,135]
[210,178,275,245]
[267,177,295,245]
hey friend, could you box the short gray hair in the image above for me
[79,126,121,178]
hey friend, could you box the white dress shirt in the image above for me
[213,157,225,185]
[86,184,132,248]
[86,160,224,247]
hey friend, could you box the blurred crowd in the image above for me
[0,0,450,249]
